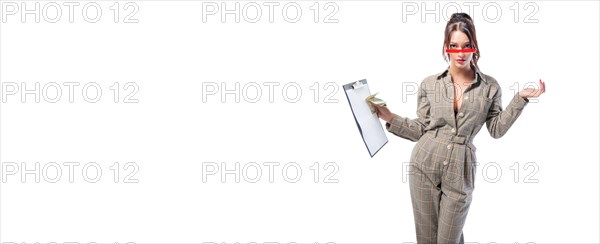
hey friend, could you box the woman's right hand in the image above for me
[370,102,393,123]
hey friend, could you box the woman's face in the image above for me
[447,30,474,69]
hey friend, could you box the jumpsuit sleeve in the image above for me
[486,85,529,139]
[385,80,431,142]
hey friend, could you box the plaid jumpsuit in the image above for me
[385,67,529,243]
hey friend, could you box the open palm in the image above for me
[519,79,546,99]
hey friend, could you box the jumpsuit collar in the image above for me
[436,65,488,85]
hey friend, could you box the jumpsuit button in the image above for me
[451,128,456,133]
[443,160,448,165]
[464,96,469,100]
[458,112,464,118]
[447,144,452,149]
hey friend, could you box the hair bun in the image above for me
[450,13,473,22]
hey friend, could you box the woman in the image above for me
[372,13,545,243]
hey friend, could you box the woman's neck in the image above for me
[449,64,475,82]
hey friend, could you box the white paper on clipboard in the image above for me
[343,79,388,157]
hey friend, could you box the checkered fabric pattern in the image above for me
[386,67,529,243]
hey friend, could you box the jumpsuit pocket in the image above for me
[466,143,477,154]
[466,143,478,189]
[466,143,477,164]
[474,96,493,122]
[410,132,432,166]
[476,96,493,108]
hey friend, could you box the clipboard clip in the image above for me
[352,80,365,89]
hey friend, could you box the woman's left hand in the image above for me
[519,79,546,99]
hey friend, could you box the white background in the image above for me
[1,0,599,243]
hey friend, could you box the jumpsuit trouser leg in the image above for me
[408,133,477,244]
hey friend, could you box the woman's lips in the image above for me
[457,59,466,64]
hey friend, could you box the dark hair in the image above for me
[443,13,480,71]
